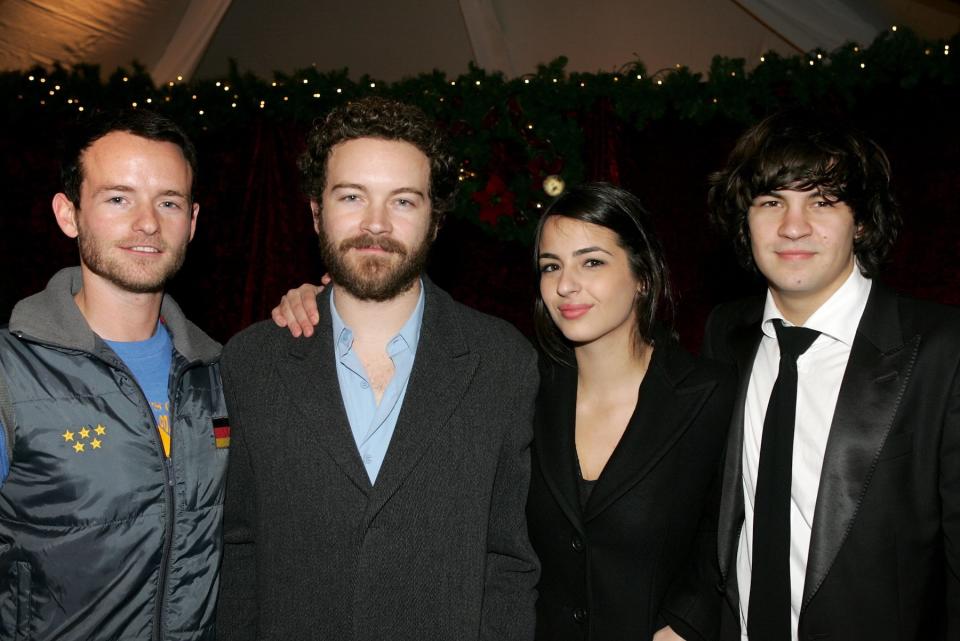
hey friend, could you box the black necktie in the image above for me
[748,319,820,641]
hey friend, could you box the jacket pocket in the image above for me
[0,561,32,641]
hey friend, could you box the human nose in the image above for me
[132,203,160,235]
[360,200,392,235]
[778,203,812,240]
[556,266,580,296]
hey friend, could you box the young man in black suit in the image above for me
[215,97,539,641]
[700,111,960,641]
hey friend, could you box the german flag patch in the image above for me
[212,417,230,449]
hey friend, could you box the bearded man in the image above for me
[0,110,228,640]
[215,97,540,641]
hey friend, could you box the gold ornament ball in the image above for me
[542,175,565,197]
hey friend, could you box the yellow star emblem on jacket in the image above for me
[63,429,74,442]
[73,442,85,453]
[79,426,90,439]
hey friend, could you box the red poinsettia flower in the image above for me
[472,174,517,226]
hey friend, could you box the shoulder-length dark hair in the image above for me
[533,182,674,366]
[708,109,901,278]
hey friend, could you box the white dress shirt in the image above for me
[738,266,872,641]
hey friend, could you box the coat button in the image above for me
[571,535,584,552]
[572,607,587,623]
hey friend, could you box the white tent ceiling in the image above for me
[0,0,957,83]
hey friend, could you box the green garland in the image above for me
[2,28,956,241]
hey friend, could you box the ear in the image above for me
[52,193,79,239]
[310,200,321,235]
[188,202,199,242]
[854,222,865,239]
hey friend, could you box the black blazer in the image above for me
[701,283,960,641]
[215,280,540,641]
[526,338,736,641]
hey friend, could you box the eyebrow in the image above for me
[538,246,613,260]
[329,183,426,198]
[93,185,189,199]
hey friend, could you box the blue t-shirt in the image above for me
[0,418,8,483]
[106,323,174,457]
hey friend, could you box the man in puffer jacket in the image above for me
[0,110,228,641]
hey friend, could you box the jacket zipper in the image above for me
[149,363,188,641]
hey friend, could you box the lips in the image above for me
[126,245,161,254]
[775,249,816,260]
[558,304,592,320]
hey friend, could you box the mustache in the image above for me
[339,234,407,255]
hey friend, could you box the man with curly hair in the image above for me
[216,97,539,641]
[697,110,960,641]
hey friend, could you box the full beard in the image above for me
[77,228,187,295]
[318,230,431,302]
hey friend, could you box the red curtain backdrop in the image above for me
[2,101,958,350]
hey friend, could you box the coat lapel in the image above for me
[585,342,717,522]
[533,362,584,534]
[363,281,480,521]
[277,287,372,493]
[717,318,762,610]
[801,284,917,609]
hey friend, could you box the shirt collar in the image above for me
[329,280,426,359]
[761,264,872,346]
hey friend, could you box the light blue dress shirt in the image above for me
[330,284,425,484]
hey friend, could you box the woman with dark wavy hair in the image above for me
[527,182,734,641]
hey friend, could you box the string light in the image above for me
[146,98,152,103]
[28,75,34,81]
[891,25,898,32]
[168,81,174,87]
[215,81,221,87]
[177,75,183,81]
[370,82,376,88]
[336,87,342,93]
[313,92,320,98]
[636,74,642,80]
[523,78,529,84]
[475,80,480,86]
[122,76,129,82]
[760,56,765,62]
[860,62,866,69]
[302,79,308,84]
[231,102,237,108]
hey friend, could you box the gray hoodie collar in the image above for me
[9,267,221,364]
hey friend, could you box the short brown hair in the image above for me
[299,97,457,226]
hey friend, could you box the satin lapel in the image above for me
[718,318,761,610]
[585,344,715,522]
[278,288,371,493]
[534,363,583,534]
[802,285,917,609]
[364,282,479,521]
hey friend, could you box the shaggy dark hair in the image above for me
[708,110,901,278]
[299,97,457,226]
[61,109,198,207]
[533,182,675,366]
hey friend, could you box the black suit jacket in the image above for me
[701,283,960,641]
[526,338,736,641]
[215,280,540,641]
